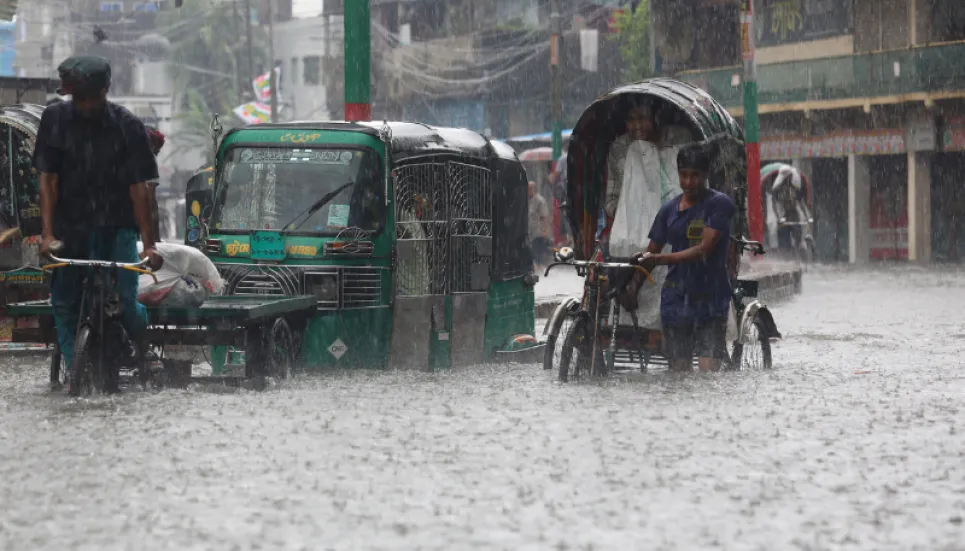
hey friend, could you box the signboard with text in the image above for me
[755,0,853,47]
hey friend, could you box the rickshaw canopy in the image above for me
[565,78,746,259]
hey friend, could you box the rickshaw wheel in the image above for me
[729,315,772,371]
[70,325,103,397]
[266,318,295,380]
[542,300,578,372]
[49,344,69,390]
[802,236,816,265]
[558,317,604,382]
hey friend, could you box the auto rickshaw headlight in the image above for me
[305,273,339,306]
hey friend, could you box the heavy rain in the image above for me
[2,0,965,549]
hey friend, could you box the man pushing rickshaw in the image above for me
[542,79,781,380]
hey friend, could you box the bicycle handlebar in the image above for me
[44,254,151,269]
[42,240,157,281]
[731,236,765,256]
[544,259,655,284]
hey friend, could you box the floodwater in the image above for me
[2,267,965,550]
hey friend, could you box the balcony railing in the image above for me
[676,41,965,110]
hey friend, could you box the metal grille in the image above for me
[215,263,384,311]
[448,161,492,293]
[394,162,449,296]
[342,267,383,308]
[221,264,300,296]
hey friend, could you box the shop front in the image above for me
[934,116,965,262]
[762,129,908,262]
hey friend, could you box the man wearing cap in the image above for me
[633,144,736,372]
[33,55,162,391]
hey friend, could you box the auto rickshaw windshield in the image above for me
[212,146,386,234]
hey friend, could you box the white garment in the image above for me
[609,140,681,258]
[607,140,681,329]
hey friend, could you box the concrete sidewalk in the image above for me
[534,259,803,318]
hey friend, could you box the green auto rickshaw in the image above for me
[194,121,542,371]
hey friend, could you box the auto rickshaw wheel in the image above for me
[729,314,772,370]
[266,318,295,381]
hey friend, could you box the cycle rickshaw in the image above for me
[541,79,782,381]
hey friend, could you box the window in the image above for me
[134,2,159,12]
[303,55,320,85]
[100,2,124,12]
[214,147,385,234]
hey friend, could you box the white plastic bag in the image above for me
[610,141,682,329]
[137,242,224,307]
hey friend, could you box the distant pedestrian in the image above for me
[528,181,552,269]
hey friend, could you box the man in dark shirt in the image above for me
[635,144,736,372]
[33,55,162,390]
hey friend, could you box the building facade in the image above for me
[657,0,965,263]
[367,0,627,139]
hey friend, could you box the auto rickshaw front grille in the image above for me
[233,273,288,296]
[216,263,383,311]
[341,267,383,308]
[217,264,299,298]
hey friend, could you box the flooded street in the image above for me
[2,267,965,551]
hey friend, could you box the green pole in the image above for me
[741,0,763,243]
[344,0,371,122]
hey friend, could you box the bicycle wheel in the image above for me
[729,313,773,370]
[70,325,105,397]
[558,317,605,382]
[803,235,816,265]
[542,299,578,372]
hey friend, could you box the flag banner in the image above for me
[252,68,280,103]
[233,102,271,124]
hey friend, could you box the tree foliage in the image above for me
[611,0,651,82]
[161,0,269,157]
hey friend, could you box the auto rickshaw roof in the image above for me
[236,121,514,162]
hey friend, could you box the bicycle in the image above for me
[777,219,815,266]
[42,242,157,397]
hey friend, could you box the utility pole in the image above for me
[550,0,563,162]
[344,0,371,122]
[268,0,278,122]
[740,0,763,243]
[244,0,255,89]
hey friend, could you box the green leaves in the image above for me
[161,0,268,150]
[610,1,652,82]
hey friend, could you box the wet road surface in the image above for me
[2,267,965,550]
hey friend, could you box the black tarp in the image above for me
[490,140,533,281]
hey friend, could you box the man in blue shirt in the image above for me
[634,144,736,372]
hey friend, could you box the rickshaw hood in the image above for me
[565,78,746,259]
